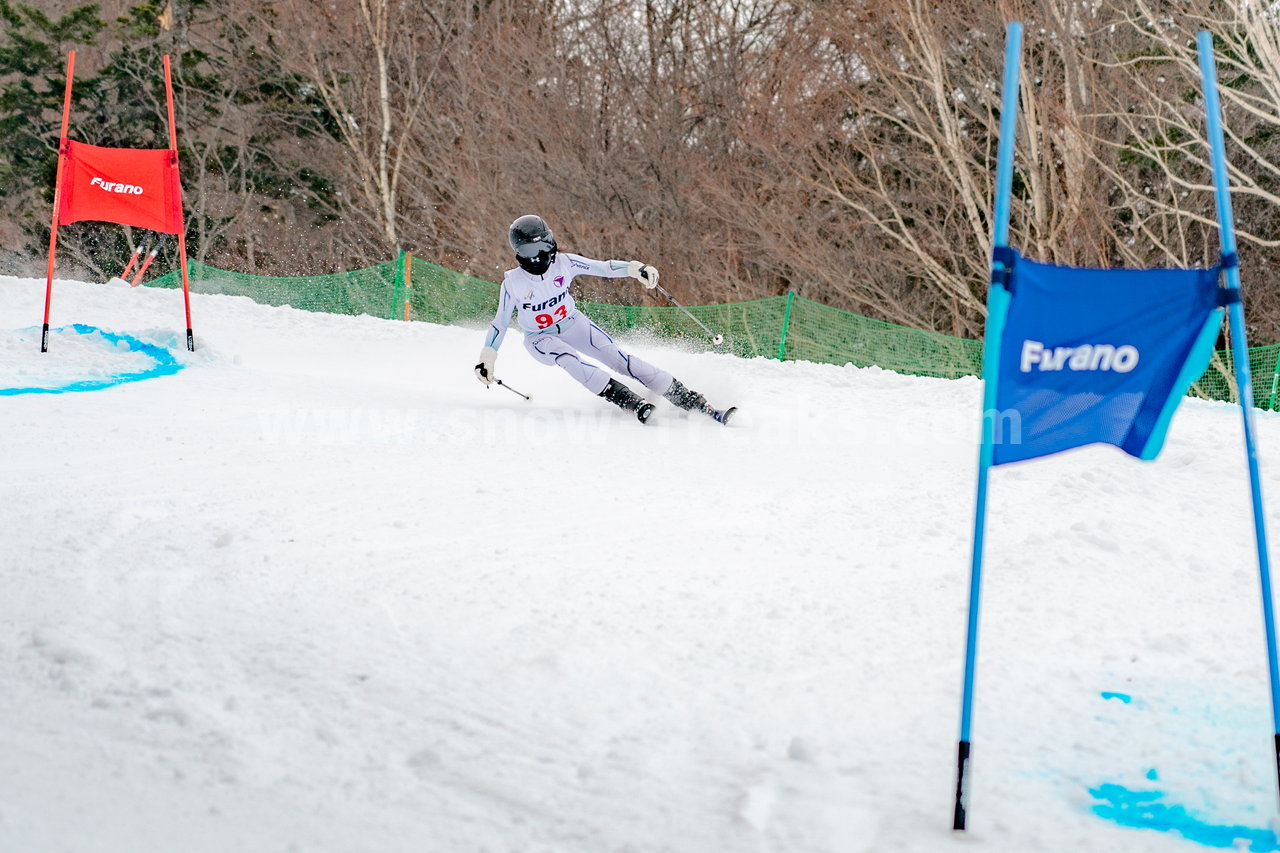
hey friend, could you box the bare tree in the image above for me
[1085,0,1280,342]
[17,0,1280,345]
[267,0,485,264]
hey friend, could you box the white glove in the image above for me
[627,260,659,289]
[475,345,497,386]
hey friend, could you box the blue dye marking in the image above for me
[1101,692,1132,703]
[1,324,183,396]
[1091,783,1278,850]
[1147,768,1159,781]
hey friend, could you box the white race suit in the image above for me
[484,252,674,396]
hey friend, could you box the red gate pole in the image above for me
[41,50,75,353]
[118,232,151,281]
[129,234,166,286]
[163,54,194,351]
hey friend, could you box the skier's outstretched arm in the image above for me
[566,253,659,289]
[476,282,514,386]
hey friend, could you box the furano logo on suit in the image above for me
[1019,340,1139,373]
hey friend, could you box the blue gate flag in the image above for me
[991,251,1224,465]
[955,25,1280,835]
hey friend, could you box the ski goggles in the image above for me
[515,240,555,258]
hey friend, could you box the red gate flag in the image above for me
[43,51,195,354]
[57,140,183,234]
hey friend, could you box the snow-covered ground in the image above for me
[3,274,1280,852]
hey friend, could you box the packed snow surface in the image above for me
[3,275,1280,852]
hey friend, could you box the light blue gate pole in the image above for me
[953,20,1022,833]
[1198,30,1280,810]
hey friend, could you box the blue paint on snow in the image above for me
[1090,783,1278,850]
[1101,692,1132,704]
[0,325,183,395]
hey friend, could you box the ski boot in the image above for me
[663,378,736,425]
[599,379,655,424]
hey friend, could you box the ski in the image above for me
[709,406,736,425]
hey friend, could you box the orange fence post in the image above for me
[403,252,413,321]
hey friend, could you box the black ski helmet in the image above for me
[508,214,557,275]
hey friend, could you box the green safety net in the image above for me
[147,254,1280,410]
[150,259,399,318]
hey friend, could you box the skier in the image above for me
[475,214,734,424]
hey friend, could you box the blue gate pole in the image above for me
[953,20,1022,833]
[1198,30,1280,811]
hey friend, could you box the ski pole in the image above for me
[497,379,530,401]
[130,235,167,287]
[654,283,724,345]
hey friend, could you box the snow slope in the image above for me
[2,275,1280,853]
